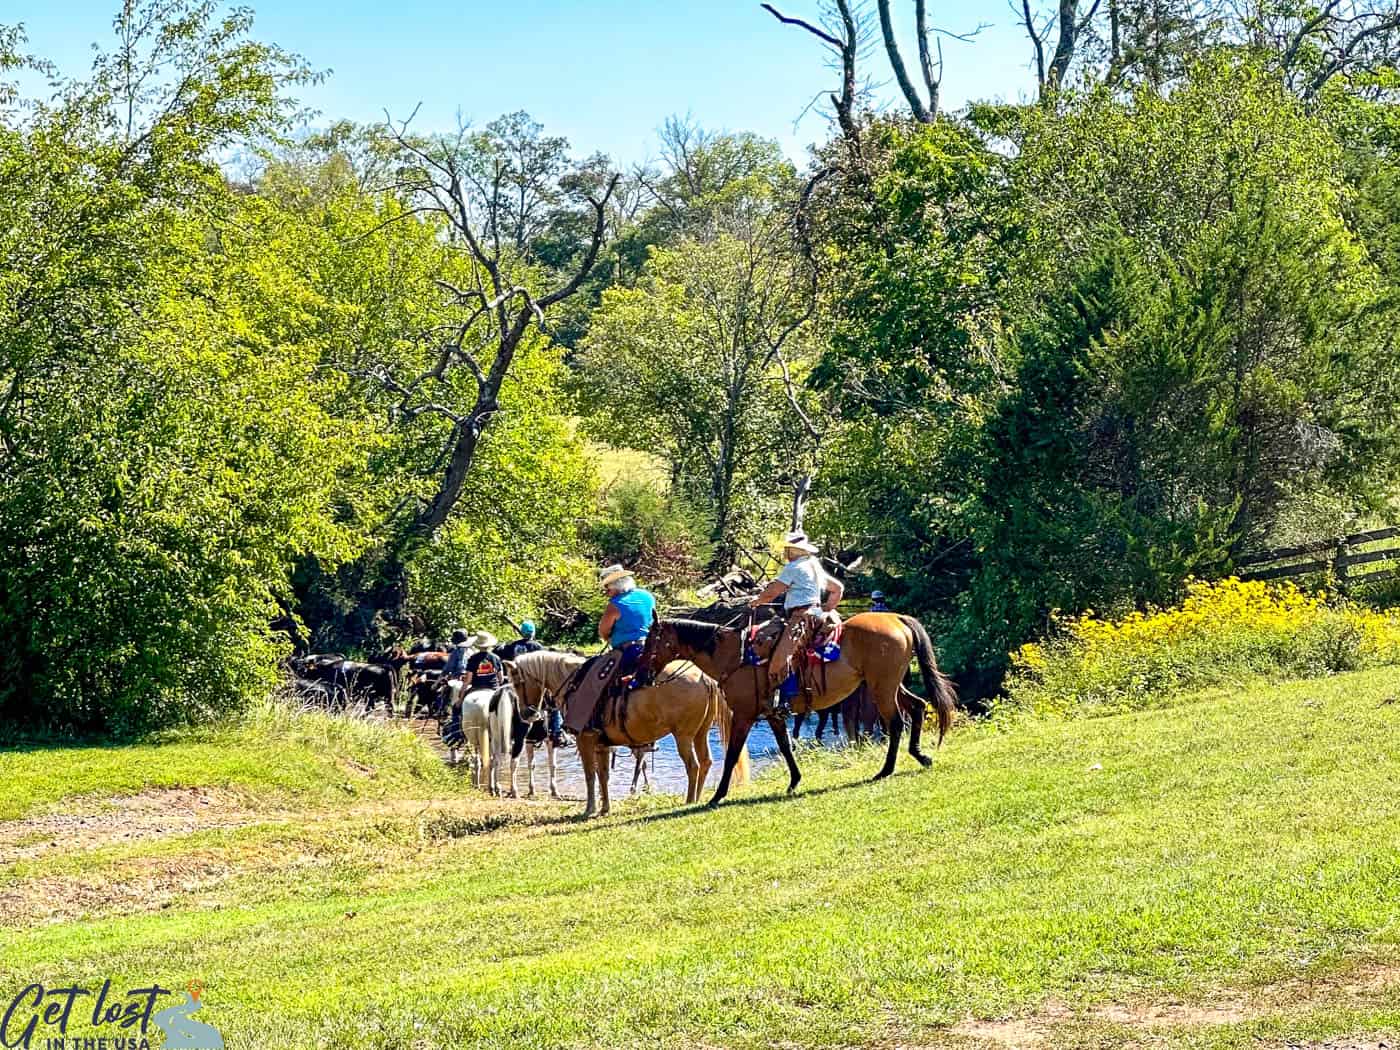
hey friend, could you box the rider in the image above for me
[598,564,656,676]
[495,621,542,662]
[748,530,845,713]
[561,565,657,735]
[870,590,890,613]
[442,628,472,680]
[464,631,503,692]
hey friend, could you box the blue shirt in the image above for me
[608,589,656,648]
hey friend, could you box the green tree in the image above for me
[0,4,359,733]
[578,231,817,565]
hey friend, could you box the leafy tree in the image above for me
[0,4,356,733]
[578,231,817,566]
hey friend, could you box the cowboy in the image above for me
[598,565,656,674]
[495,621,542,662]
[464,631,504,692]
[442,628,472,679]
[749,530,845,713]
[561,565,657,735]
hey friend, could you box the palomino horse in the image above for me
[649,612,957,807]
[507,650,739,818]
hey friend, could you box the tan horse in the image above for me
[649,612,957,807]
[507,650,736,818]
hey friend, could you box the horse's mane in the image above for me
[660,618,737,654]
[511,649,587,696]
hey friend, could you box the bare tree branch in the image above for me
[877,0,936,121]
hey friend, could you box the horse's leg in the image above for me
[675,735,700,804]
[629,748,643,794]
[792,711,806,740]
[479,726,493,793]
[766,713,802,795]
[872,682,904,780]
[546,739,559,800]
[694,725,713,797]
[578,734,598,818]
[900,684,933,768]
[524,741,536,798]
[597,745,612,817]
[708,715,755,807]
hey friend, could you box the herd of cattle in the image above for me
[284,646,450,719]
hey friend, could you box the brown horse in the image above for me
[507,650,734,818]
[649,612,957,806]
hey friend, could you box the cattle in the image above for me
[289,654,397,716]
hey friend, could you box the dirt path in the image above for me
[950,964,1400,1048]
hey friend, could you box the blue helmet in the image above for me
[520,620,536,637]
[871,590,885,600]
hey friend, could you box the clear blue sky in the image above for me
[11,1,1037,164]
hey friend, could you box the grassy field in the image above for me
[3,672,1399,1048]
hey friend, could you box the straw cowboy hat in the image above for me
[598,563,632,588]
[468,630,497,650]
[781,530,819,555]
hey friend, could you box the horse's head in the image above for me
[501,662,542,722]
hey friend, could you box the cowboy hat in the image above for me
[469,630,497,650]
[598,563,631,588]
[781,530,819,555]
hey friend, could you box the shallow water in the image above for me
[408,711,869,800]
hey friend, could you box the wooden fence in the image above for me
[1235,526,1400,591]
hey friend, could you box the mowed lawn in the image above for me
[3,671,1400,1049]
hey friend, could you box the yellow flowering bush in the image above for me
[1001,578,1400,718]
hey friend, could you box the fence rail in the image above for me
[1235,526,1400,589]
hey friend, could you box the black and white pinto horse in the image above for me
[442,675,556,798]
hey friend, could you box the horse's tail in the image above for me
[899,615,957,744]
[713,680,749,786]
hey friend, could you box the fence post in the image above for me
[1333,536,1349,594]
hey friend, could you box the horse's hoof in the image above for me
[914,753,933,768]
[705,798,723,810]
[872,770,893,782]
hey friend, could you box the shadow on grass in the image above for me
[549,764,930,834]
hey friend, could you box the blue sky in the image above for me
[11,1,1038,164]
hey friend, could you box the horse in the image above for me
[441,680,495,790]
[486,666,557,800]
[507,649,742,818]
[649,611,957,807]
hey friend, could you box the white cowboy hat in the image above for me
[781,530,819,555]
[598,563,631,588]
[469,630,497,650]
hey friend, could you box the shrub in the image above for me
[1001,578,1400,719]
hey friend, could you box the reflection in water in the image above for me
[524,719,865,800]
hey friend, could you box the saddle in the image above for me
[775,616,844,712]
[561,648,648,744]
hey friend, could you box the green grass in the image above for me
[0,698,464,820]
[3,673,1400,1048]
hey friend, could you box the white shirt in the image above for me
[777,555,826,610]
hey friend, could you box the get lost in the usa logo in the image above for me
[2,979,224,1049]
